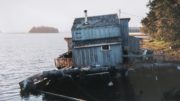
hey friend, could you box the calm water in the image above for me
[0,33,68,101]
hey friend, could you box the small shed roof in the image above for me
[72,14,120,30]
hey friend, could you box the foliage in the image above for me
[141,0,180,41]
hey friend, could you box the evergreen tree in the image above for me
[142,0,180,41]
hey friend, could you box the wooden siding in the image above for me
[129,36,141,53]
[72,44,123,67]
[120,19,130,47]
[64,38,72,51]
[72,26,121,41]
[70,13,132,67]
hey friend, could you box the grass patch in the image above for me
[142,39,180,61]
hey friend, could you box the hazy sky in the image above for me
[0,0,149,32]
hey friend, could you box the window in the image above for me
[75,32,81,39]
[101,45,110,51]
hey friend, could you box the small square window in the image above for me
[101,45,110,51]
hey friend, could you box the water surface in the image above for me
[0,33,68,101]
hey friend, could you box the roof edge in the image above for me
[120,18,131,21]
[74,13,118,19]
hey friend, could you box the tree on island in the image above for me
[29,26,59,33]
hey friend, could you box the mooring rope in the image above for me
[39,90,86,101]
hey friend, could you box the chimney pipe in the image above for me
[84,10,88,24]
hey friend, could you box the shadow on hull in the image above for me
[20,64,180,101]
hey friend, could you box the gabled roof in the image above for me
[71,14,120,30]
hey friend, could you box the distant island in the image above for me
[29,26,59,33]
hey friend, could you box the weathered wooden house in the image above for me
[55,10,140,68]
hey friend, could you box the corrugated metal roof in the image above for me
[72,14,119,30]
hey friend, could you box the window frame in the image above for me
[101,45,111,51]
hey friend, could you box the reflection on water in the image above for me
[0,34,180,101]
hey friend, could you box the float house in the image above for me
[56,10,140,68]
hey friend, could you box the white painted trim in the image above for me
[74,42,121,48]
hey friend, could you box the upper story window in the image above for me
[101,45,110,51]
[75,32,81,39]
